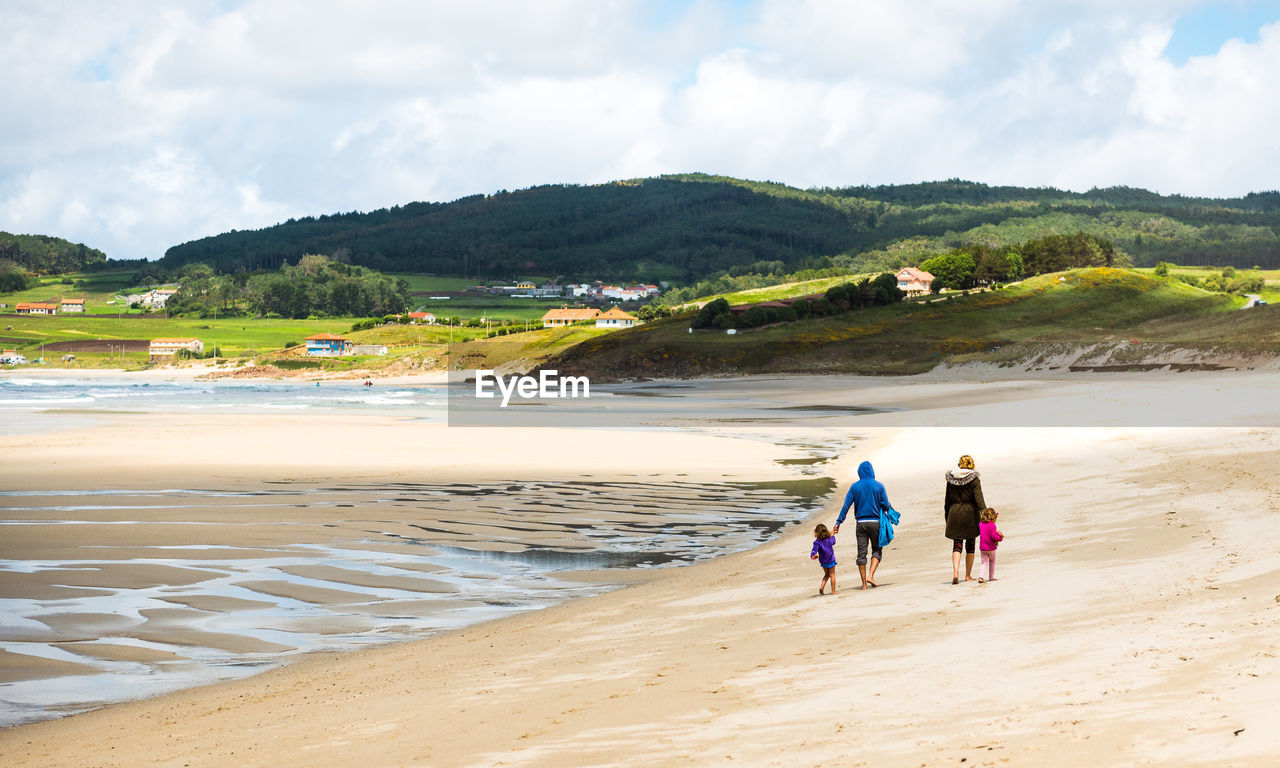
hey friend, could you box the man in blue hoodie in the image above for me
[833,460,892,589]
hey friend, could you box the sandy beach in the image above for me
[2,373,1280,765]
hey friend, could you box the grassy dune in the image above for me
[676,274,865,309]
[547,268,1278,379]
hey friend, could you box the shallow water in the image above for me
[0,478,835,726]
[0,377,445,435]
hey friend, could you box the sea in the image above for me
[0,375,838,726]
[0,376,443,435]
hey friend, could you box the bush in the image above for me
[824,283,853,311]
[809,297,835,316]
[694,298,731,329]
[871,272,905,305]
[739,306,773,328]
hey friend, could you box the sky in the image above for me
[2,0,1279,261]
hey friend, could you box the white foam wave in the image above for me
[1,378,78,387]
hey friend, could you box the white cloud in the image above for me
[0,1,1276,261]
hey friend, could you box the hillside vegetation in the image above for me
[1,231,108,275]
[544,268,1279,380]
[159,175,1280,282]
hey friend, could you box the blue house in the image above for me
[304,333,352,356]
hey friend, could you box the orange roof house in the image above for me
[541,308,601,328]
[595,307,638,329]
[60,298,86,312]
[896,267,935,295]
[15,303,58,315]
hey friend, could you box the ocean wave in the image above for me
[0,378,78,387]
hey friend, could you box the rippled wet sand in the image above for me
[0,477,832,725]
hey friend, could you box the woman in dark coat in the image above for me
[944,454,985,584]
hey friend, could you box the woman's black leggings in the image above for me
[952,537,976,554]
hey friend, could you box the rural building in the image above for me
[141,288,179,309]
[408,311,436,323]
[595,307,638,329]
[728,301,790,315]
[60,298,86,313]
[896,267,935,295]
[304,333,352,356]
[1,349,27,365]
[148,337,204,362]
[541,308,601,328]
[15,303,57,315]
[349,344,388,356]
[516,281,536,291]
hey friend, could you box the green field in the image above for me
[393,274,477,293]
[392,274,552,293]
[409,295,579,322]
[1133,265,1280,302]
[0,313,489,368]
[680,274,869,308]
[0,269,158,315]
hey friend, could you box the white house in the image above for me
[148,337,204,362]
[60,298,86,313]
[595,307,638,329]
[142,288,179,308]
[15,303,57,315]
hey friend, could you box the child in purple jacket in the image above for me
[810,523,837,594]
[978,508,1004,583]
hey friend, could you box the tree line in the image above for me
[0,232,109,288]
[165,255,410,318]
[692,273,904,331]
[919,232,1128,290]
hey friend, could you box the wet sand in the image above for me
[0,407,836,724]
[3,373,1280,764]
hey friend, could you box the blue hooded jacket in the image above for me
[836,461,891,526]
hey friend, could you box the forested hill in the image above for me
[1,231,108,274]
[160,175,1280,281]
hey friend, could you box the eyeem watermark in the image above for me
[474,369,590,407]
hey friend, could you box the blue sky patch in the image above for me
[1165,0,1280,64]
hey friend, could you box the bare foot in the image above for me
[988,577,998,581]
[965,577,976,582]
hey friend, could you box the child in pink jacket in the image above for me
[978,508,1004,583]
